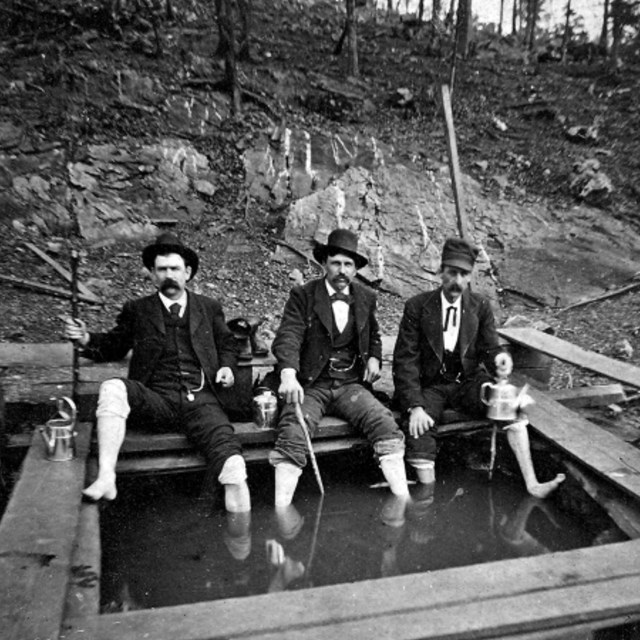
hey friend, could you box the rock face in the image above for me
[244,128,640,307]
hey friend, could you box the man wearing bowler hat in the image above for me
[393,237,565,499]
[270,228,409,507]
[63,233,251,513]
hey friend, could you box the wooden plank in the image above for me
[115,438,367,475]
[0,422,92,640]
[546,383,626,408]
[91,539,640,640]
[527,388,640,500]
[498,327,640,389]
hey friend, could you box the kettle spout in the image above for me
[516,384,534,409]
[39,425,56,455]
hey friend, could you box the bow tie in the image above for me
[330,291,353,304]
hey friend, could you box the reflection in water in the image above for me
[100,457,627,611]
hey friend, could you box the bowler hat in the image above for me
[312,229,368,269]
[441,237,479,272]
[142,232,199,280]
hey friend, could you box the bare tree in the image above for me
[499,0,505,35]
[217,0,241,114]
[454,0,472,59]
[346,0,359,76]
[600,0,610,53]
[511,0,518,34]
[215,0,251,61]
[525,0,540,50]
[561,0,573,63]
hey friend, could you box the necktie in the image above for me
[330,292,353,304]
[169,303,181,318]
[443,306,457,331]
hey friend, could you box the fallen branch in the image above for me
[23,242,101,303]
[556,281,640,314]
[0,274,101,304]
[275,240,323,270]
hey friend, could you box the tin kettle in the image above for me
[40,396,78,462]
[252,387,278,430]
[480,378,531,422]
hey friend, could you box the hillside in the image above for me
[1,0,639,409]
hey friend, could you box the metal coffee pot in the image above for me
[40,396,78,462]
[480,378,531,422]
[252,387,278,430]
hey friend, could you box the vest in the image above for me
[322,307,361,382]
[148,304,204,393]
[440,340,463,383]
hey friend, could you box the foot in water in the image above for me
[82,474,117,502]
[528,473,566,499]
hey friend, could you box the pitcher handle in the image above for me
[480,382,493,406]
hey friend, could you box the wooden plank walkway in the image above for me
[498,327,640,389]
[0,423,93,640]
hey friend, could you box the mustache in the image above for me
[160,278,180,292]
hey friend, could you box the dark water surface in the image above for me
[100,449,626,613]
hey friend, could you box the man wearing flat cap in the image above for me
[393,237,564,499]
[63,233,251,513]
[270,228,409,506]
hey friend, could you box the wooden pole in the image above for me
[294,403,325,496]
[441,83,469,240]
[70,250,80,407]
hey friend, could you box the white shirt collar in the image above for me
[159,291,188,317]
[440,290,461,313]
[325,279,351,297]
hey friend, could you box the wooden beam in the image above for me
[0,423,92,640]
[84,538,640,640]
[498,327,640,389]
[527,387,640,501]
[0,274,101,304]
[546,384,626,408]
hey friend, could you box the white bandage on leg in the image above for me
[410,459,436,485]
[218,454,248,485]
[378,452,410,497]
[96,379,131,419]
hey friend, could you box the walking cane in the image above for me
[70,249,80,408]
[294,403,325,496]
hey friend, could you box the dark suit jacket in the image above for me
[272,277,382,387]
[392,287,504,411]
[82,291,237,389]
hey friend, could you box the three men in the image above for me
[269,229,409,506]
[393,237,565,498]
[64,233,251,513]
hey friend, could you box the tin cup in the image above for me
[253,388,279,430]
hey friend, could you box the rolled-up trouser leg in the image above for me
[218,454,251,513]
[409,459,435,485]
[85,378,131,501]
[273,462,302,507]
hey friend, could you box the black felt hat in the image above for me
[141,233,199,280]
[441,237,479,272]
[312,229,368,269]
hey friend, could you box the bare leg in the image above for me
[505,420,565,499]
[83,414,125,501]
[83,379,130,501]
[218,454,251,513]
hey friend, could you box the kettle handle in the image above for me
[480,382,493,406]
[57,396,77,423]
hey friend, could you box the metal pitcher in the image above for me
[252,387,278,430]
[480,379,530,422]
[40,396,77,462]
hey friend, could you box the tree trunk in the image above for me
[345,0,359,76]
[237,0,251,61]
[418,0,425,22]
[432,0,442,23]
[511,0,518,35]
[561,0,572,63]
[600,0,610,53]
[218,0,241,114]
[214,0,229,57]
[455,0,471,59]
[526,0,539,50]
[499,0,504,36]
[446,0,456,28]
[610,0,623,68]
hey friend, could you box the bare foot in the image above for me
[82,474,117,501]
[528,473,566,499]
[224,481,251,513]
